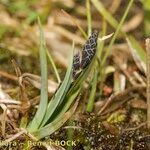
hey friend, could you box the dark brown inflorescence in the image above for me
[72,31,98,79]
[81,31,98,69]
[73,53,81,79]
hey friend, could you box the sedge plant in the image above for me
[26,18,98,140]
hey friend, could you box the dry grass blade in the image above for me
[61,9,87,39]
[127,36,146,74]
[122,12,143,32]
[4,129,27,143]
[91,0,118,28]
[86,0,92,36]
[21,73,58,94]
[98,85,146,115]
[50,25,85,44]
[98,33,114,41]
[43,143,65,150]
[11,60,30,115]
[109,0,121,14]
[133,71,146,86]
[0,104,7,136]
[0,70,18,81]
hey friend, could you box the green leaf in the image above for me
[86,69,98,112]
[127,36,146,74]
[46,48,61,84]
[27,18,48,132]
[101,0,134,66]
[86,0,92,36]
[91,0,118,28]
[142,0,150,36]
[40,42,75,127]
[33,97,79,139]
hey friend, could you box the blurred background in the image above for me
[0,0,149,74]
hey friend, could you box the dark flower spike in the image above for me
[73,53,80,71]
[72,53,81,79]
[81,31,98,69]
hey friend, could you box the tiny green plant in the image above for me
[26,18,99,140]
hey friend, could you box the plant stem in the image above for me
[46,49,61,84]
[146,38,150,128]
[101,0,134,67]
[86,69,97,112]
[86,0,92,36]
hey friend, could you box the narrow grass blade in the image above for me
[97,20,106,95]
[101,0,134,67]
[98,33,114,42]
[27,18,48,132]
[142,0,150,36]
[33,98,79,139]
[40,42,75,127]
[86,69,98,112]
[46,49,61,83]
[86,0,92,36]
[114,71,125,93]
[61,9,87,39]
[127,36,146,74]
[52,88,80,121]
[97,20,106,60]
[91,0,118,28]
[146,38,150,128]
